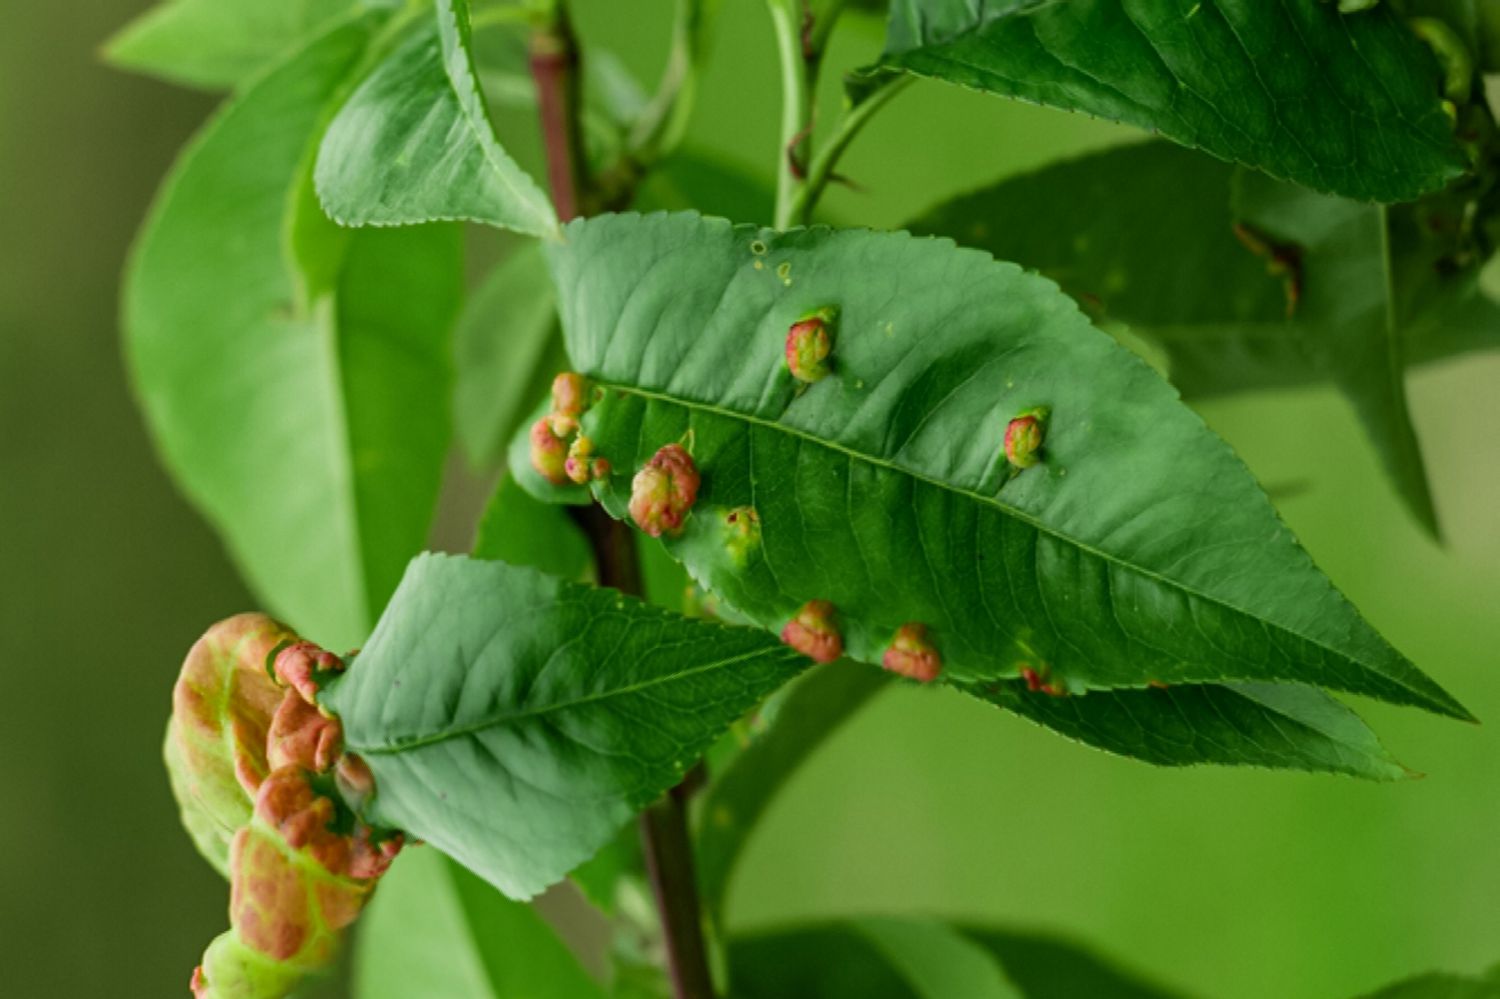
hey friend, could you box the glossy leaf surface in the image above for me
[322,553,807,898]
[874,0,1467,203]
[539,212,1466,719]
[124,17,461,650]
[315,0,557,236]
[355,846,603,999]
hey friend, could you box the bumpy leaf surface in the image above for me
[910,140,1500,537]
[314,0,557,236]
[124,15,460,650]
[875,0,1467,203]
[538,212,1466,719]
[322,553,807,899]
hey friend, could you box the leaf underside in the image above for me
[874,0,1466,204]
[536,211,1465,722]
[322,553,807,899]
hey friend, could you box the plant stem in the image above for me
[530,11,717,995]
[640,780,717,999]
[785,74,911,225]
[768,0,814,229]
[529,5,589,220]
[630,0,713,167]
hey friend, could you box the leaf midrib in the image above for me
[345,644,793,755]
[601,380,1424,698]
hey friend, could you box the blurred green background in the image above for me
[3,2,1497,997]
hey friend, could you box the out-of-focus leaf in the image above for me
[729,921,1184,999]
[535,211,1468,720]
[455,246,559,469]
[696,664,887,921]
[354,846,604,999]
[871,0,1467,203]
[909,140,1500,537]
[315,0,557,235]
[957,677,1409,780]
[321,553,808,899]
[1357,968,1500,998]
[635,149,776,224]
[103,0,365,90]
[124,16,461,650]
[472,475,593,581]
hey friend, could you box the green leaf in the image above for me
[455,246,560,468]
[124,16,461,650]
[540,211,1468,719]
[321,553,808,898]
[472,474,593,580]
[696,664,887,921]
[314,0,557,236]
[729,921,1183,999]
[634,149,776,224]
[957,677,1409,779]
[103,0,364,90]
[354,846,604,999]
[873,0,1467,203]
[908,140,1500,537]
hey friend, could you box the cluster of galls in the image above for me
[166,615,401,999]
[531,372,611,487]
[779,601,945,683]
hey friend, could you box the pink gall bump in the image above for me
[267,690,343,774]
[272,641,345,705]
[785,307,836,383]
[628,444,700,537]
[1004,407,1048,470]
[882,622,942,682]
[565,436,597,485]
[1020,664,1066,697]
[780,600,844,663]
[551,371,592,417]
[530,416,570,485]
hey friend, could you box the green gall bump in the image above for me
[882,622,942,682]
[785,307,837,383]
[565,435,597,485]
[780,600,844,663]
[628,444,701,538]
[722,506,761,565]
[529,417,570,485]
[1004,407,1048,469]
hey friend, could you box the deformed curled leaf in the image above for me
[320,553,809,899]
[534,211,1468,721]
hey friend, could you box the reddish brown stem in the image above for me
[529,9,588,220]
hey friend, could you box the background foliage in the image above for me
[4,2,1500,997]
